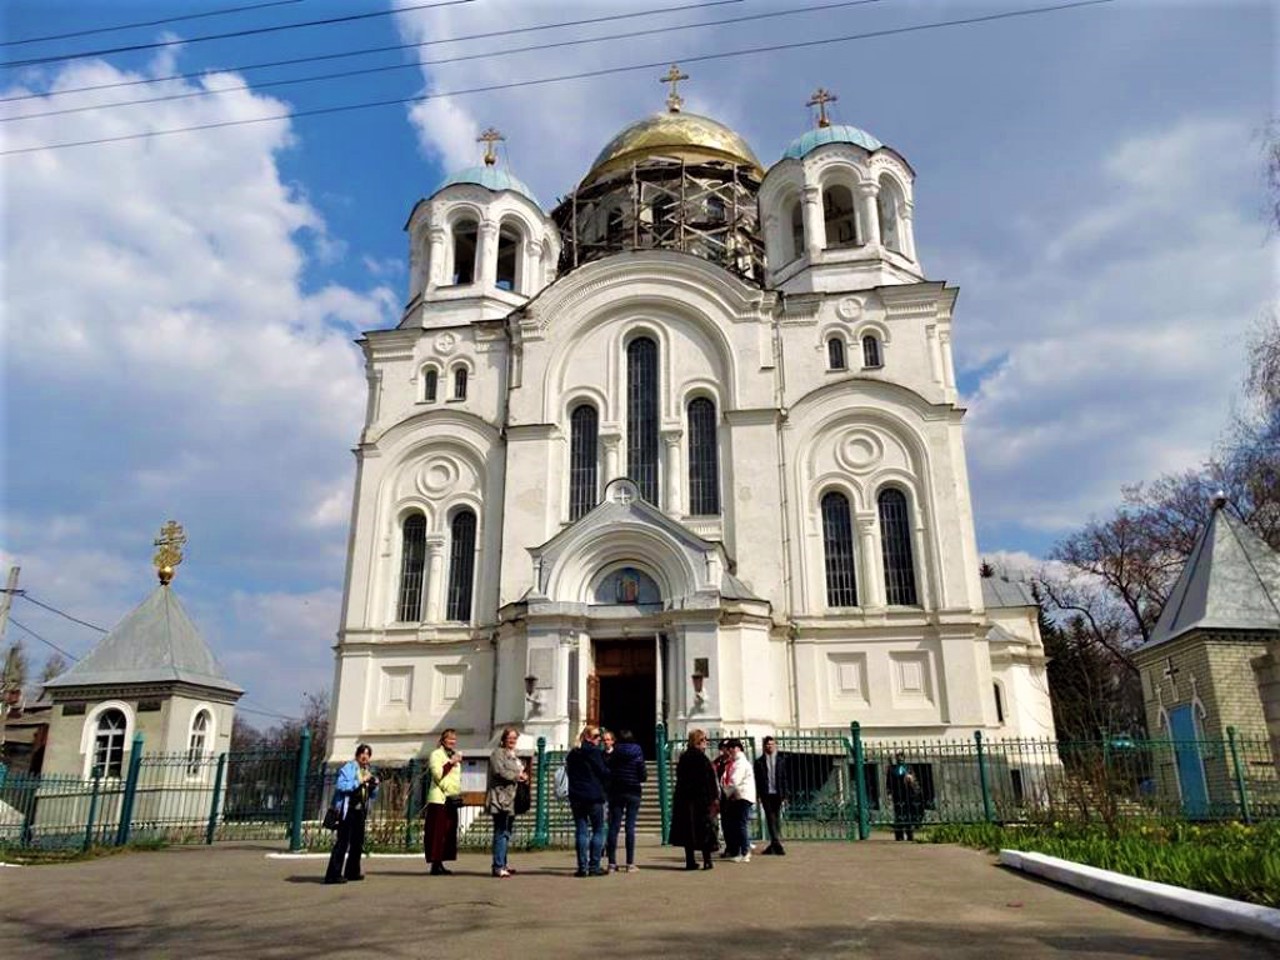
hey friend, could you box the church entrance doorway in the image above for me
[589,637,657,760]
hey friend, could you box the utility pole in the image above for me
[0,565,22,754]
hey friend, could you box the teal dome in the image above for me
[434,165,539,206]
[781,124,883,161]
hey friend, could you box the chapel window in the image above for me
[92,708,127,778]
[828,337,847,371]
[706,195,726,224]
[687,397,720,516]
[878,488,918,606]
[451,219,479,285]
[453,367,468,401]
[862,334,883,369]
[878,177,903,254]
[397,513,427,622]
[788,199,805,262]
[496,224,521,292]
[569,403,599,521]
[186,709,210,776]
[823,184,859,248]
[821,491,858,607]
[446,509,477,622]
[424,369,439,403]
[994,683,1005,725]
[627,337,660,505]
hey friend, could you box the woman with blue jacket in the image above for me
[605,729,647,872]
[324,743,379,884]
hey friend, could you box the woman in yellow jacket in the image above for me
[424,728,463,875]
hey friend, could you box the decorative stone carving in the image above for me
[836,297,864,321]
[835,428,885,475]
[434,332,457,355]
[416,456,459,498]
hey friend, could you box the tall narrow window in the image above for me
[569,404,599,521]
[453,367,468,400]
[821,492,858,607]
[186,710,210,776]
[687,397,720,516]
[878,177,902,253]
[496,224,521,291]
[878,488,918,605]
[627,336,660,505]
[994,683,1005,725]
[446,509,477,622]
[452,219,478,284]
[424,369,439,402]
[788,200,805,261]
[862,335,882,369]
[828,337,847,371]
[823,185,859,248]
[398,514,426,621]
[93,708,127,778]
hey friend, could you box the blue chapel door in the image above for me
[1168,704,1208,817]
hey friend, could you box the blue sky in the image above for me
[2,0,1275,719]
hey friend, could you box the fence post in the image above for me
[84,767,103,852]
[1226,726,1252,825]
[975,731,994,823]
[288,728,312,852]
[115,732,145,846]
[404,756,420,851]
[205,753,227,845]
[850,722,870,840]
[533,736,548,848]
[655,721,670,844]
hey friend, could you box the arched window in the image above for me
[186,709,211,776]
[878,488,918,606]
[496,223,521,292]
[788,199,805,262]
[453,367,468,400]
[821,492,858,607]
[92,708,127,778]
[397,514,427,622]
[823,184,859,248]
[862,335,882,369]
[446,509,477,622]
[706,195,726,224]
[878,178,902,253]
[451,219,478,284]
[994,683,1005,725]
[828,337,847,371]
[424,369,439,403]
[687,397,720,516]
[569,403,599,521]
[627,337,660,505]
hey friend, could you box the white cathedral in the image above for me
[328,79,1054,761]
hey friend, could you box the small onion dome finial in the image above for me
[661,64,689,113]
[477,126,504,167]
[807,87,838,129]
[1211,490,1228,510]
[152,520,187,586]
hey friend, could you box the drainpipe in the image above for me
[773,298,800,730]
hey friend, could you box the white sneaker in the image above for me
[742,852,751,862]
[731,854,746,863]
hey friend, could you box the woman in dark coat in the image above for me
[668,729,719,871]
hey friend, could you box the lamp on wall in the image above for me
[524,675,542,714]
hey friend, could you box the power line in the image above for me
[3,0,311,48]
[1,0,1117,159]
[18,594,109,633]
[8,617,82,662]
[0,0,742,106]
[4,0,887,125]
[238,700,302,722]
[0,0,476,71]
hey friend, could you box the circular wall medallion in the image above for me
[434,332,457,355]
[417,457,458,497]
[836,297,863,321]
[835,428,884,475]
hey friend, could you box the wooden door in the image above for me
[586,673,600,728]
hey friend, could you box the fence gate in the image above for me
[773,733,859,841]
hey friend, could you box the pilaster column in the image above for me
[423,536,447,622]
[427,228,447,291]
[524,238,544,297]
[901,199,917,262]
[601,431,622,485]
[857,181,882,248]
[662,428,683,516]
[938,329,956,390]
[478,219,499,289]
[856,512,884,610]
[802,184,824,260]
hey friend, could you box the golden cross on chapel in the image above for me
[478,127,504,167]
[153,520,187,585]
[661,64,689,113]
[807,87,838,129]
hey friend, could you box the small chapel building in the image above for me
[328,78,1055,760]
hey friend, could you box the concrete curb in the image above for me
[999,849,1280,943]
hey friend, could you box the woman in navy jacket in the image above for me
[605,729,647,872]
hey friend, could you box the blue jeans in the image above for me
[732,800,754,856]
[491,811,514,871]
[607,796,640,866]
[571,800,605,873]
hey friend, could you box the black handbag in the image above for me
[514,780,531,816]
[323,806,342,830]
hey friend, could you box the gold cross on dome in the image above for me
[661,64,689,113]
[153,520,187,585]
[477,127,504,166]
[807,87,838,129]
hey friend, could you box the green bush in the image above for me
[922,820,1280,908]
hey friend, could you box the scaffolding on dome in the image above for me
[552,156,765,285]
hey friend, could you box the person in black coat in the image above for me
[753,735,788,855]
[605,729,647,872]
[668,729,719,871]
[886,752,924,841]
[564,725,610,876]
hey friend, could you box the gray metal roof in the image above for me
[1145,500,1280,649]
[981,577,1038,609]
[44,585,243,695]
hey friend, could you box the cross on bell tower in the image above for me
[477,126,504,167]
[153,520,187,585]
[807,87,838,129]
[661,64,689,113]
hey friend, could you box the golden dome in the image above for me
[583,111,763,183]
